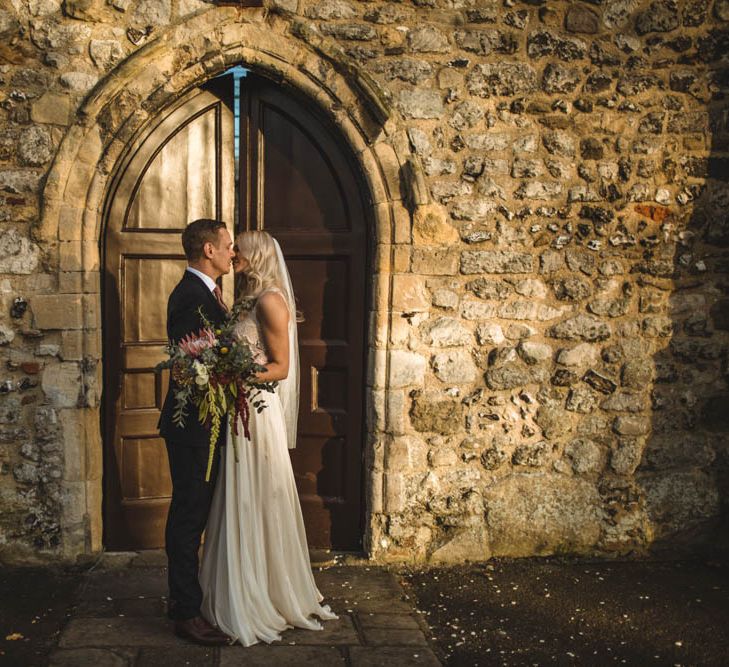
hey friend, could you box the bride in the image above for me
[199,230,337,646]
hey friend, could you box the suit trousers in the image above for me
[164,439,221,621]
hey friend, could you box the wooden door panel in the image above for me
[243,76,367,550]
[261,103,350,232]
[121,256,188,343]
[127,108,219,229]
[104,80,234,549]
[120,437,172,499]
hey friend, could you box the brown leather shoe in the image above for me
[196,616,232,642]
[174,616,232,645]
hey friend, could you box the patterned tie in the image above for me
[213,285,229,314]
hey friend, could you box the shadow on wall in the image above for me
[614,29,729,557]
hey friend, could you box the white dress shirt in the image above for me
[186,266,217,293]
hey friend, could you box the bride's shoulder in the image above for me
[256,289,289,322]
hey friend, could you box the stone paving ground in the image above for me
[3,553,729,666]
[45,551,441,667]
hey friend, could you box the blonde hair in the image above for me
[234,230,282,299]
[234,230,304,321]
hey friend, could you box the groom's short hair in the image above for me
[182,219,227,261]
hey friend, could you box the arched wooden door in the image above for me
[103,72,367,551]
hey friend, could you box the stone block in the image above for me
[411,247,459,275]
[548,315,611,342]
[0,228,40,274]
[407,25,449,53]
[476,322,504,345]
[0,324,15,346]
[86,478,103,551]
[467,62,537,97]
[60,409,87,481]
[610,438,644,475]
[420,317,471,347]
[431,288,458,310]
[61,480,87,528]
[18,125,53,166]
[42,362,82,408]
[637,470,720,540]
[460,298,497,321]
[484,474,601,556]
[388,350,427,388]
[60,330,84,360]
[385,390,407,435]
[83,294,100,329]
[565,4,599,33]
[517,341,553,365]
[357,613,421,630]
[395,435,428,470]
[397,89,443,119]
[33,295,83,330]
[410,391,463,434]
[431,349,477,383]
[392,202,412,245]
[460,250,534,274]
[564,438,603,475]
[367,389,386,433]
[499,301,564,321]
[383,472,406,512]
[31,93,72,125]
[429,523,489,563]
[412,203,459,245]
[613,415,650,436]
[59,272,83,294]
[557,343,599,367]
[391,275,429,312]
[367,470,383,514]
[59,241,82,272]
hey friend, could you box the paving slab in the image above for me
[137,646,216,666]
[359,627,430,647]
[219,645,345,666]
[357,612,423,630]
[48,647,136,667]
[337,595,415,614]
[273,613,359,645]
[59,617,179,648]
[349,646,442,667]
[115,597,166,617]
[80,568,169,601]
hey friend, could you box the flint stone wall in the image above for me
[0,0,728,563]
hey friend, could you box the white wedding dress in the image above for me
[199,288,337,646]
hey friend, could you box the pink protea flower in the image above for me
[178,328,217,358]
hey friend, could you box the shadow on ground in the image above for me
[0,565,84,666]
[401,556,729,666]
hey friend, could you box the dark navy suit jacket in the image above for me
[158,270,228,447]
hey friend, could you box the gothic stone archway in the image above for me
[38,7,425,561]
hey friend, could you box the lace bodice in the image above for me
[231,288,285,364]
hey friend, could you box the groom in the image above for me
[158,218,234,645]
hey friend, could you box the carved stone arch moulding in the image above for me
[37,6,428,560]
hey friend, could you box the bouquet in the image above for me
[155,301,277,481]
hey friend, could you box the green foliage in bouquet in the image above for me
[155,300,277,480]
